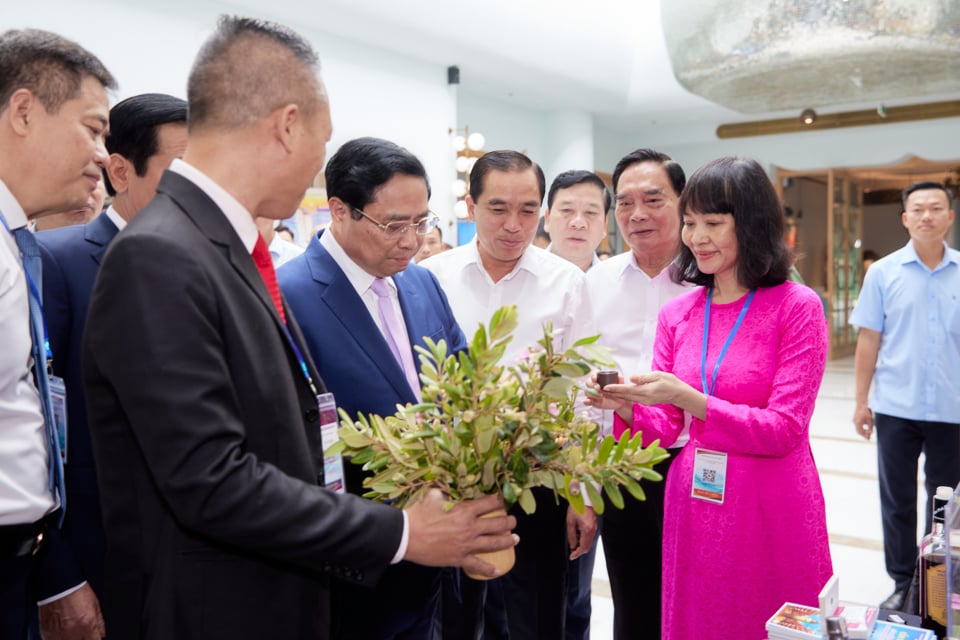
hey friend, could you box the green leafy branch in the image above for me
[329,306,669,514]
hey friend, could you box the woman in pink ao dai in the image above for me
[589,156,832,640]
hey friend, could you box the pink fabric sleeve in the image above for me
[696,288,828,457]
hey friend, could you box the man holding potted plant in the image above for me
[421,150,598,639]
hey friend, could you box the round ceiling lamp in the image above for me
[661,0,960,113]
[800,108,817,125]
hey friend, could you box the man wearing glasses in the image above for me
[278,136,467,639]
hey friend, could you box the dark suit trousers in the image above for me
[0,551,37,639]
[601,452,675,640]
[331,562,440,640]
[440,488,568,639]
[875,413,960,591]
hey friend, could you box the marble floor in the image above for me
[587,356,925,638]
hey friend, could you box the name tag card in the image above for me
[691,448,727,504]
[49,375,68,464]
[317,393,345,494]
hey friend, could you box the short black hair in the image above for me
[612,148,685,197]
[676,156,792,289]
[547,170,611,212]
[102,93,187,196]
[0,28,115,114]
[902,181,953,209]
[325,137,431,220]
[469,150,545,203]
[188,16,323,132]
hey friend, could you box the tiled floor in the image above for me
[587,356,921,638]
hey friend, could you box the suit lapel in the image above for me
[85,211,120,265]
[156,172,287,333]
[155,172,310,390]
[307,242,416,401]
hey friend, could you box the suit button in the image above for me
[304,409,319,423]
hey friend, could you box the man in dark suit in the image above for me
[278,137,467,639]
[82,16,516,640]
[35,93,187,639]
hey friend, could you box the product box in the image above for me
[819,574,878,638]
[867,619,934,640]
[765,602,822,639]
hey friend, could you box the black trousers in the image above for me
[875,413,960,591]
[0,514,54,640]
[440,488,568,639]
[601,452,675,640]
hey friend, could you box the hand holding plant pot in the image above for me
[330,306,669,577]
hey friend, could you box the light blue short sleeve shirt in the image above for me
[849,241,960,423]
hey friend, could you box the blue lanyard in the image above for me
[701,288,755,397]
[0,213,52,360]
[280,323,318,396]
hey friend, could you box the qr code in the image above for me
[702,469,716,483]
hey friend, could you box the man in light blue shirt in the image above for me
[850,180,960,612]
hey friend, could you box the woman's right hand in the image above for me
[584,372,632,417]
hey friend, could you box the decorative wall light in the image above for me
[449,125,485,219]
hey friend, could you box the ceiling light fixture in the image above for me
[800,109,817,125]
[716,99,960,139]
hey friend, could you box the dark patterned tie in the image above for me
[12,226,66,519]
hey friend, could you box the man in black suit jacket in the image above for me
[83,16,516,640]
[35,93,187,639]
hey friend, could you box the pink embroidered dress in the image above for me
[615,281,833,640]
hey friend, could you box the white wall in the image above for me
[4,0,458,229]
[9,0,958,232]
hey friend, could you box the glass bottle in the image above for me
[825,615,849,640]
[919,485,954,636]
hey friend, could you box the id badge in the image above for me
[317,393,345,494]
[691,448,726,504]
[48,375,68,464]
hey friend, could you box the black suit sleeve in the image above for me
[84,231,402,584]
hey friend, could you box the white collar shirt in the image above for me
[104,204,126,232]
[169,159,259,252]
[318,229,417,392]
[586,251,693,443]
[420,241,597,367]
[0,178,56,524]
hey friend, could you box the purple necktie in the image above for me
[370,278,421,399]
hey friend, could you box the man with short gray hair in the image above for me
[0,27,114,638]
[82,16,516,640]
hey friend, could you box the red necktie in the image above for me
[252,235,286,323]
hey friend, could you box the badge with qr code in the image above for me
[691,448,727,504]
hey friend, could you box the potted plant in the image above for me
[331,305,668,577]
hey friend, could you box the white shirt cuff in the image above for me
[391,510,410,564]
[37,581,86,606]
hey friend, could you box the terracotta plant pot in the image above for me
[464,508,516,581]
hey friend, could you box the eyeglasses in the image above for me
[353,207,440,236]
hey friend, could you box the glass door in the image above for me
[827,171,862,357]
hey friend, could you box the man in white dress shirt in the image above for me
[421,150,597,639]
[586,148,690,640]
[0,27,114,638]
[542,168,611,640]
